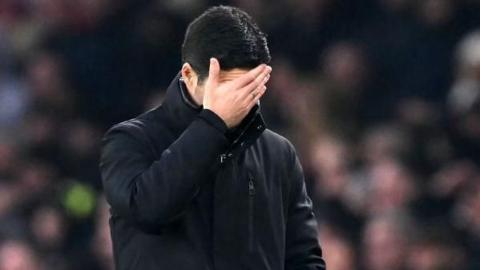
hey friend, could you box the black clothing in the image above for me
[100,73,325,270]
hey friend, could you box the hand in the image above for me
[203,58,272,128]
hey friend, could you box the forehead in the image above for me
[218,68,249,82]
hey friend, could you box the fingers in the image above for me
[248,82,267,101]
[232,64,269,88]
[207,58,220,88]
[246,85,267,111]
[238,66,271,99]
[245,81,268,107]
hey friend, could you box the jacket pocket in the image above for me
[248,172,256,252]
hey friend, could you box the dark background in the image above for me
[1,0,480,269]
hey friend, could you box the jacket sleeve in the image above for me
[285,148,326,270]
[99,109,229,231]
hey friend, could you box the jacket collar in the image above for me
[161,72,266,156]
[161,72,202,132]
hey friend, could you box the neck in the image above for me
[180,78,203,108]
[190,91,203,107]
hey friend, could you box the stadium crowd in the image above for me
[1,0,480,269]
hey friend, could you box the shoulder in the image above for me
[101,108,164,158]
[103,108,161,142]
[260,129,296,152]
[258,129,298,165]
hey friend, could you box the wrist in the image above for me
[199,109,229,133]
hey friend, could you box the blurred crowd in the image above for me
[1,0,480,269]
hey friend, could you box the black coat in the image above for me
[100,73,326,270]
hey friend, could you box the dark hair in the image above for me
[181,5,271,81]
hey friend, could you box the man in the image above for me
[100,5,326,270]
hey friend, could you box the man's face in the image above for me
[195,68,250,103]
[181,61,259,107]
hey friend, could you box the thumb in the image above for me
[207,58,220,87]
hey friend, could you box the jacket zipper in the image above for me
[248,173,255,252]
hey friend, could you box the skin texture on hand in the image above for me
[203,58,272,128]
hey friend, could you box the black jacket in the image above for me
[100,73,326,270]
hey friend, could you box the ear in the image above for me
[181,63,199,92]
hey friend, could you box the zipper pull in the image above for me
[248,176,255,196]
[220,153,227,164]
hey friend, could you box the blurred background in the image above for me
[1,0,480,269]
